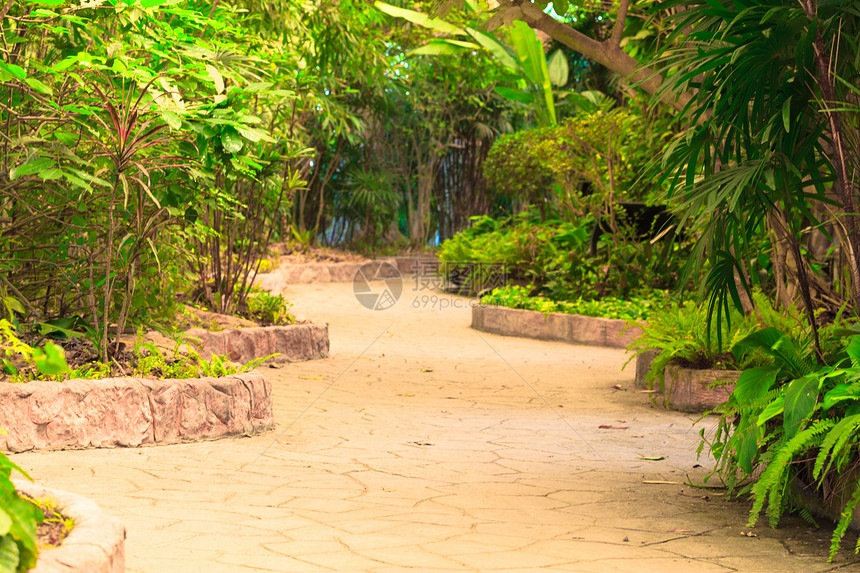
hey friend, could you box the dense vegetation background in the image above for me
[6,0,860,562]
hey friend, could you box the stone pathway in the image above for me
[16,278,860,572]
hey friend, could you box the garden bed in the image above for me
[15,480,126,573]
[255,255,437,291]
[633,352,738,412]
[471,304,641,348]
[183,323,329,363]
[0,373,272,453]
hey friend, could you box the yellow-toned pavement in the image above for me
[16,279,857,572]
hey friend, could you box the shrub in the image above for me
[482,285,670,321]
[704,328,860,560]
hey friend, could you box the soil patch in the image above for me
[18,491,72,547]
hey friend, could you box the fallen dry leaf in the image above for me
[598,425,629,430]
[612,384,623,390]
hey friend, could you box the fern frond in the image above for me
[814,415,860,480]
[798,505,819,528]
[829,478,860,561]
[749,420,832,527]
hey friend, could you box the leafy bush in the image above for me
[245,292,295,326]
[0,320,69,383]
[483,110,666,206]
[704,328,860,560]
[482,285,669,321]
[628,292,843,389]
[439,209,684,300]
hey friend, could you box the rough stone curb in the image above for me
[184,323,329,364]
[634,353,738,412]
[0,373,272,453]
[15,480,126,573]
[255,256,437,290]
[471,304,641,349]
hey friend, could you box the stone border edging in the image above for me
[633,352,738,412]
[661,364,738,412]
[0,373,272,453]
[185,323,329,364]
[15,480,126,573]
[471,304,641,349]
[255,256,437,290]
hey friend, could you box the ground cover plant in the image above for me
[482,285,669,322]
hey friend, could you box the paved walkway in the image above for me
[17,278,859,572]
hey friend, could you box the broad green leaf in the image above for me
[733,327,809,377]
[465,28,518,71]
[509,21,555,125]
[547,49,569,87]
[25,0,63,4]
[221,127,243,154]
[1,297,24,317]
[783,375,819,439]
[33,341,69,375]
[24,77,52,95]
[732,366,779,405]
[757,395,784,426]
[53,56,78,71]
[494,86,534,104]
[14,158,54,177]
[141,0,170,6]
[235,125,274,143]
[38,168,63,181]
[0,62,25,80]
[374,1,465,35]
[781,97,791,133]
[408,43,470,57]
[735,422,759,474]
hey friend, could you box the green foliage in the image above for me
[0,452,40,573]
[704,328,860,560]
[245,292,294,326]
[439,209,685,300]
[484,109,668,205]
[482,285,668,321]
[650,0,860,351]
[0,320,69,383]
[629,292,837,390]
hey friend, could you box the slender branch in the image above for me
[515,1,693,114]
[610,0,631,48]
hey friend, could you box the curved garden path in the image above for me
[16,278,858,572]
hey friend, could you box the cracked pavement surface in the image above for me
[16,278,860,572]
